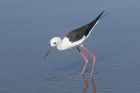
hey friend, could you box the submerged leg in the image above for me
[77,47,88,75]
[81,45,96,77]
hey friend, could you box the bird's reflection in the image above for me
[91,76,96,93]
[81,75,88,93]
[81,75,96,93]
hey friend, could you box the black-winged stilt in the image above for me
[44,11,105,77]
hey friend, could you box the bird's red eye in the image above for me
[54,42,56,44]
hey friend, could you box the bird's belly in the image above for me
[59,36,85,50]
[68,44,81,49]
[61,43,81,50]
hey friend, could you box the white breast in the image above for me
[57,36,86,50]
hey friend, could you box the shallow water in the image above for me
[0,0,140,93]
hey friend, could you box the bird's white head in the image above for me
[43,37,61,59]
[50,37,61,47]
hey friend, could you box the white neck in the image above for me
[56,38,63,50]
[52,37,67,50]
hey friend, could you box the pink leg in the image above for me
[77,47,88,75]
[81,45,96,77]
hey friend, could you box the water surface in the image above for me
[0,0,140,93]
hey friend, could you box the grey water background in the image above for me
[0,0,140,93]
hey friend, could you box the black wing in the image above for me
[66,11,104,42]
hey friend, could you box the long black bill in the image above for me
[44,46,53,59]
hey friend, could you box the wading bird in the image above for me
[44,11,105,77]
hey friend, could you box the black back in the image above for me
[66,11,104,42]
